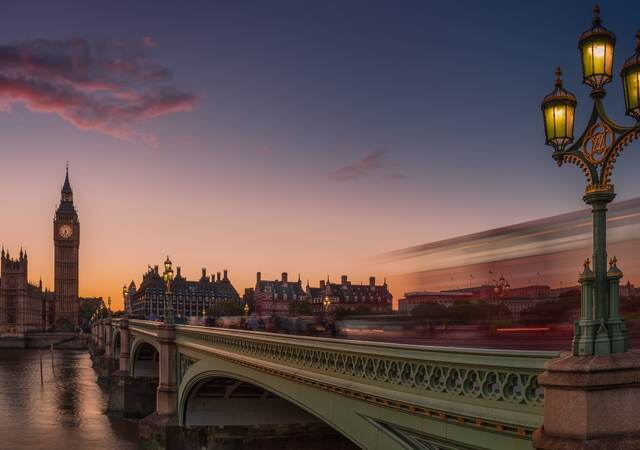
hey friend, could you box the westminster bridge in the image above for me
[90,318,571,450]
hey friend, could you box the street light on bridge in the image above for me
[122,285,128,319]
[162,255,175,325]
[541,5,640,356]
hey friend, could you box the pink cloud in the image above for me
[0,37,195,143]
[142,36,158,49]
[328,150,408,181]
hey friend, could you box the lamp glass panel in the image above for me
[544,106,556,141]
[566,104,575,140]
[582,39,614,81]
[625,71,640,113]
[554,104,567,140]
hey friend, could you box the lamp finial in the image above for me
[593,4,601,25]
[555,67,563,87]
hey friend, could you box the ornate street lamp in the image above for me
[542,68,577,151]
[578,5,616,90]
[494,275,510,298]
[162,255,175,325]
[322,295,332,314]
[122,285,128,318]
[621,32,640,120]
[107,296,112,317]
[541,6,640,356]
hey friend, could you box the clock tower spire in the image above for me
[53,164,80,330]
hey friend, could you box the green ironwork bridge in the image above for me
[92,318,556,450]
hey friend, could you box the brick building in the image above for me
[253,272,306,317]
[307,275,392,315]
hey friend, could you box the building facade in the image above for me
[53,168,80,329]
[398,291,474,314]
[128,264,241,319]
[0,249,50,335]
[308,276,393,315]
[254,272,306,317]
[0,168,80,336]
[399,282,554,320]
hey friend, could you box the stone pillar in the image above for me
[105,319,113,359]
[118,318,130,374]
[98,322,105,349]
[139,323,179,448]
[533,352,640,449]
[109,318,158,418]
[156,323,178,417]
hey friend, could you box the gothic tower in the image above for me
[53,167,80,329]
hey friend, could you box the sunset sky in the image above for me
[2,1,640,309]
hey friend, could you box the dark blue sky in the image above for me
[1,1,639,304]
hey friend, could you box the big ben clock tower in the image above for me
[54,166,80,329]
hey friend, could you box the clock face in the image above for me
[58,224,73,239]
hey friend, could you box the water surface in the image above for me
[0,349,138,450]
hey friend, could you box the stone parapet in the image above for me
[534,351,640,449]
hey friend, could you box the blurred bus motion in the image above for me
[377,197,640,299]
[359,197,640,350]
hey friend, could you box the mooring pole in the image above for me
[50,344,55,377]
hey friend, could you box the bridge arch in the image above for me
[130,337,160,378]
[112,329,121,361]
[178,358,376,449]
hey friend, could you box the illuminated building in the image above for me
[307,276,392,315]
[253,272,306,317]
[129,264,240,319]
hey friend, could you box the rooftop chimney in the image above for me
[341,275,348,285]
[223,269,228,280]
[257,272,261,282]
[177,266,181,277]
[217,272,221,282]
[282,272,288,283]
[320,280,326,289]
[154,265,159,274]
[369,276,376,286]
[202,268,207,278]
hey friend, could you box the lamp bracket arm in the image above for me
[556,148,597,186]
[600,127,640,187]
[594,97,636,134]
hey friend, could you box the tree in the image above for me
[410,303,448,321]
[289,300,313,316]
[333,306,372,320]
[519,296,579,324]
[207,300,243,317]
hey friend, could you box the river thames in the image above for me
[0,349,138,450]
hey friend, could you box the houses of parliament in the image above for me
[0,168,80,335]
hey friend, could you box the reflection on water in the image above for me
[0,349,138,450]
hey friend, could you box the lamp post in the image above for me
[107,296,112,318]
[122,285,128,318]
[493,274,510,299]
[541,6,640,356]
[322,295,332,319]
[243,302,250,317]
[162,255,175,325]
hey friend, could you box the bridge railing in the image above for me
[169,322,557,433]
